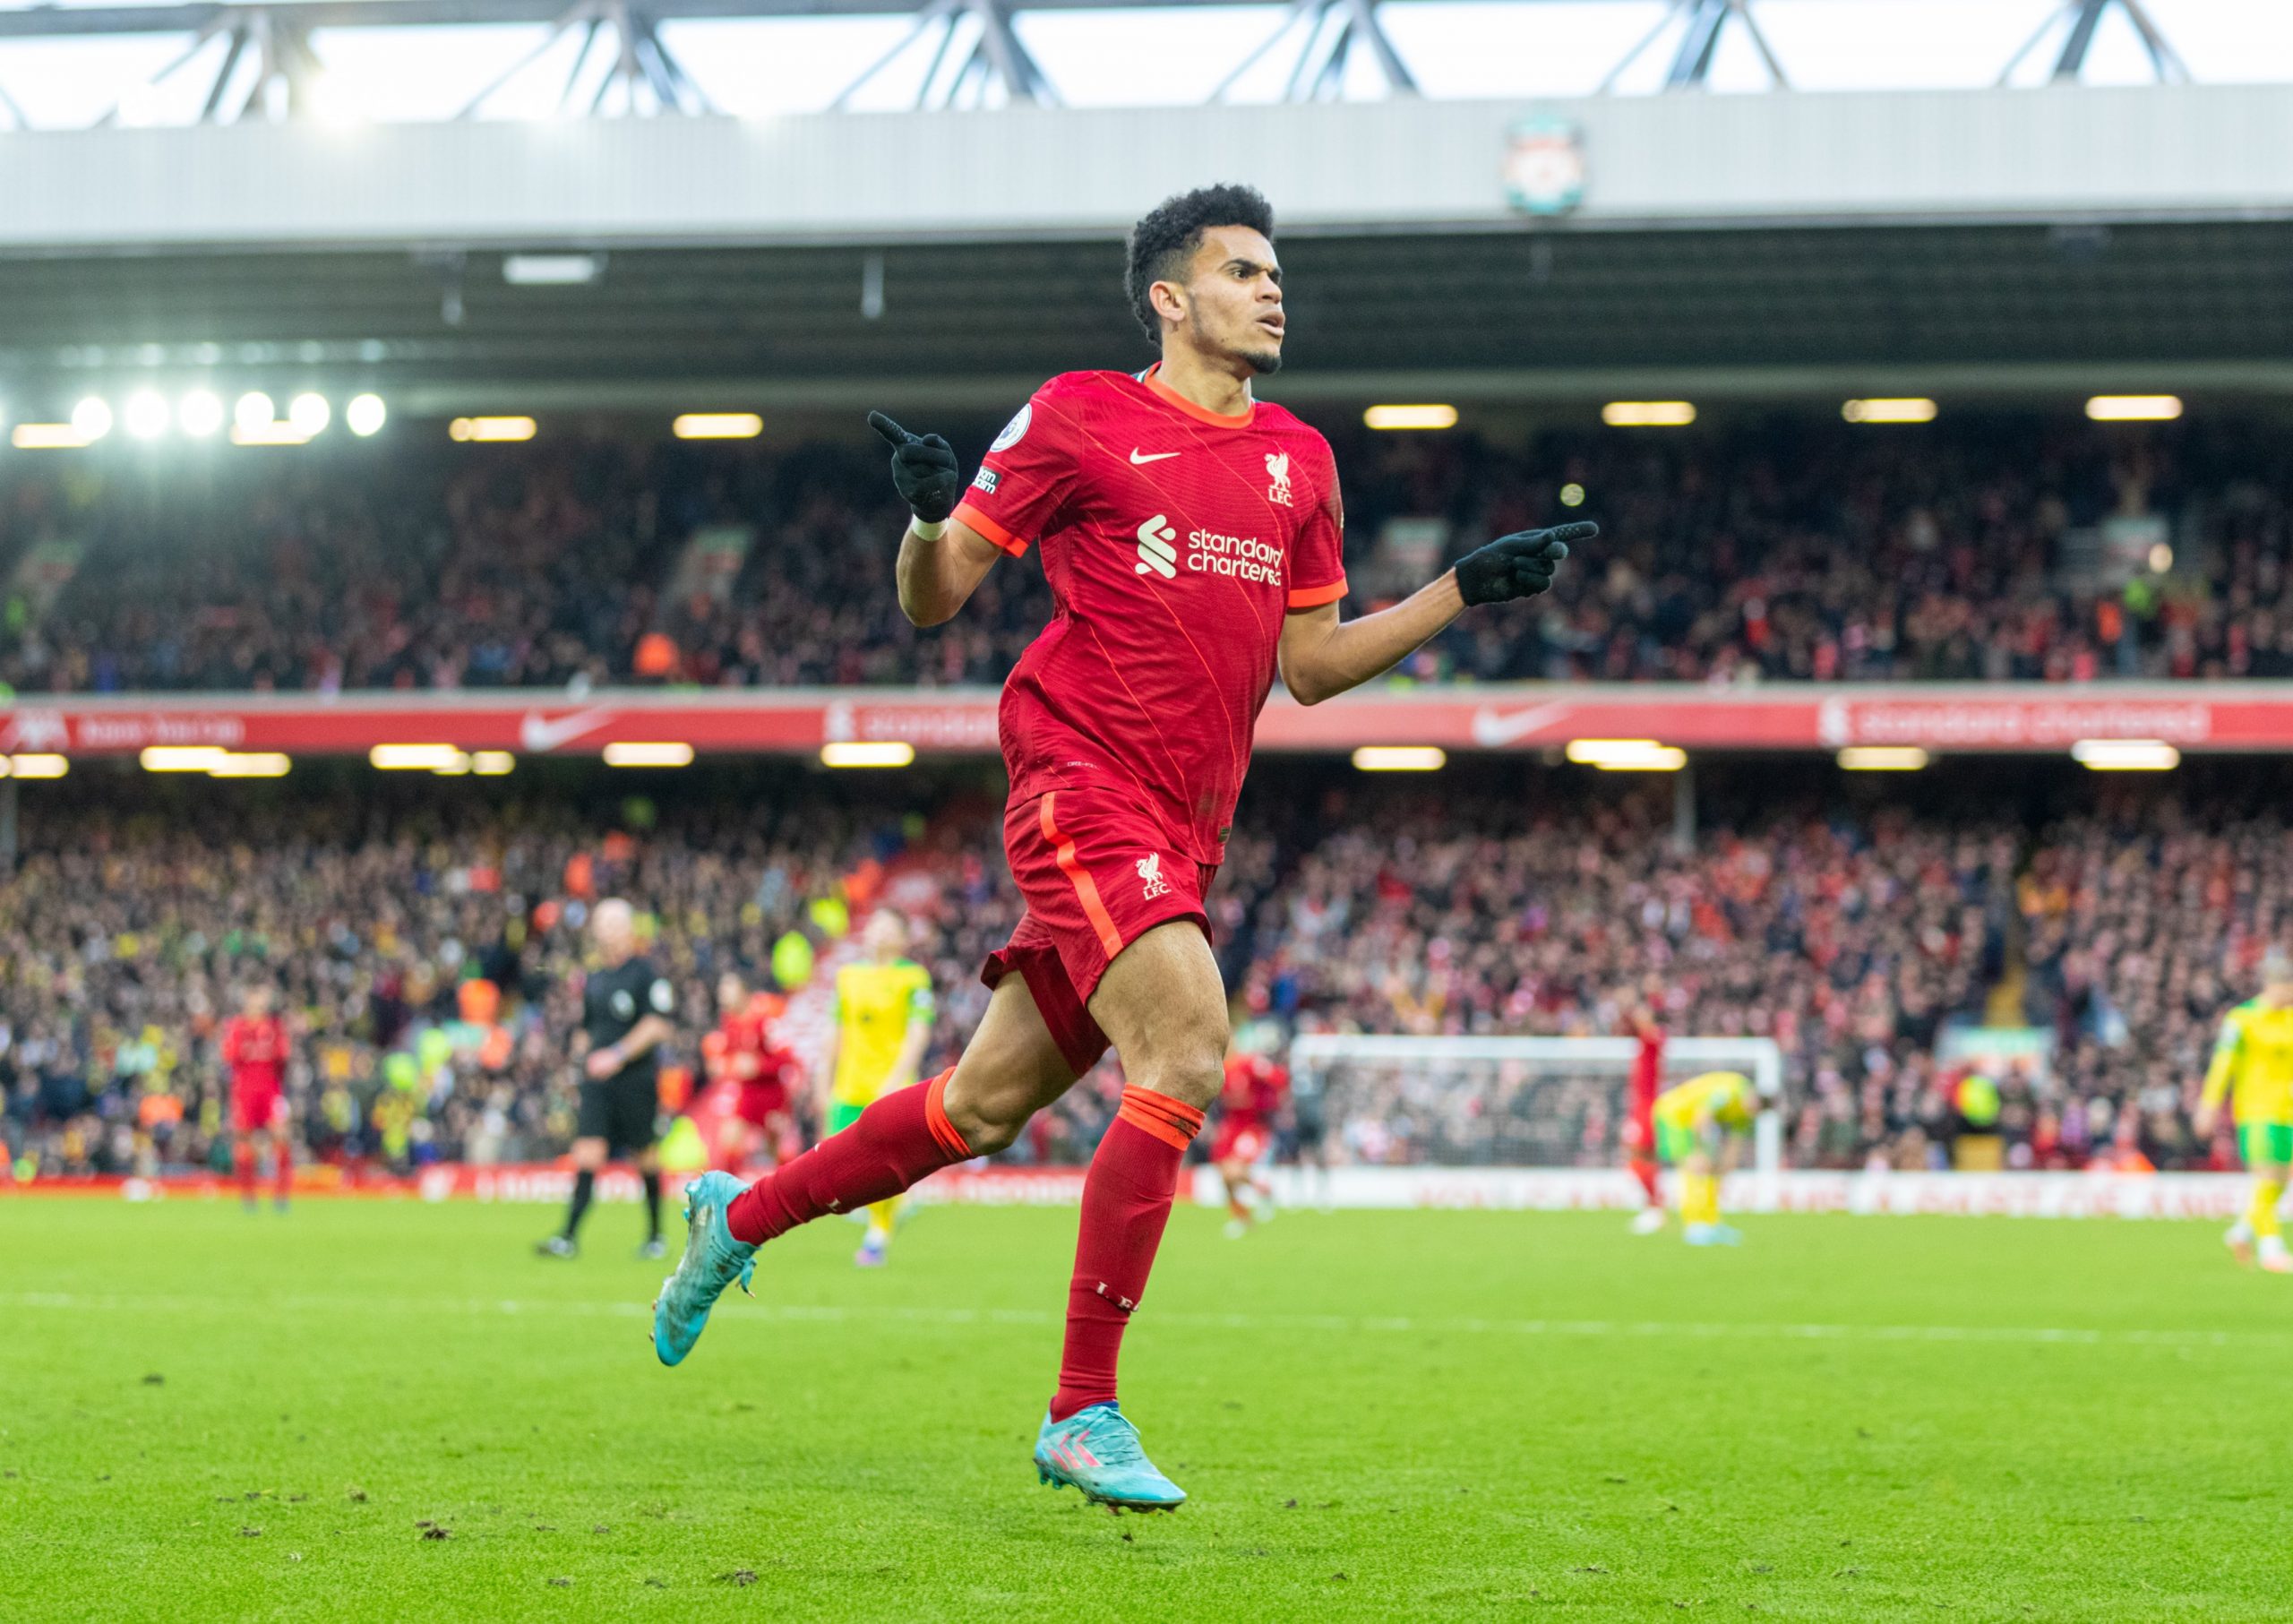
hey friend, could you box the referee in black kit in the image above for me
[538,898,678,1260]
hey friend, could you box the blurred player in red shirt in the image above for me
[661,184,1587,1511]
[220,984,293,1211]
[701,972,801,1173]
[1213,1042,1288,1237]
[1623,1003,1666,1234]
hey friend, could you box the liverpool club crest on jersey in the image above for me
[1264,451,1293,507]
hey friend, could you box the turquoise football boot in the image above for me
[651,1171,758,1366]
[1033,1403,1186,1512]
[1684,1222,1744,1247]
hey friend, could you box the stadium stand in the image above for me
[2,413,2283,694]
[1,761,2266,1181]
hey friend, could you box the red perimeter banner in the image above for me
[0,683,2280,758]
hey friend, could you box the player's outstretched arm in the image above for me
[869,411,1005,627]
[1278,521,1594,705]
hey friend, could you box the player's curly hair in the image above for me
[1125,184,1276,343]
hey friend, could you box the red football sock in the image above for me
[234,1142,257,1203]
[1631,1158,1661,1206]
[725,1071,969,1245]
[1051,1087,1204,1423]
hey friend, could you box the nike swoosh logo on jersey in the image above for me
[1129,449,1180,464]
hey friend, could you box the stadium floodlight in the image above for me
[1362,404,1457,431]
[141,745,228,772]
[1602,401,1696,427]
[2086,395,2182,422]
[177,391,225,438]
[232,422,311,447]
[1838,745,1929,771]
[1842,398,1937,424]
[820,741,915,768]
[288,393,331,435]
[602,741,696,768]
[503,253,602,287]
[12,423,90,450]
[235,392,276,434]
[123,391,171,440]
[1352,745,1447,771]
[673,413,764,441]
[449,417,537,443]
[9,754,69,778]
[206,752,291,778]
[470,751,515,775]
[1565,737,1687,770]
[71,398,113,442]
[2071,738,2179,770]
[345,394,388,437]
[370,743,466,770]
[1559,483,1586,507]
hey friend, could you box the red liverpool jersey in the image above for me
[951,365,1347,864]
[220,1014,288,1096]
[1628,1027,1665,1113]
[1218,1053,1290,1129]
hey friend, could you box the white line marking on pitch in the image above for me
[0,1290,2268,1349]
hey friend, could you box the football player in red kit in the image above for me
[1213,1043,1289,1237]
[654,183,1591,1511]
[701,972,800,1172]
[1624,1004,1667,1234]
[219,984,294,1211]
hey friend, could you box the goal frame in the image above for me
[1284,1034,1785,1180]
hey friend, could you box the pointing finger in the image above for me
[866,411,913,449]
[1548,521,1599,546]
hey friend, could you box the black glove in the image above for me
[1454,520,1594,606]
[866,411,963,525]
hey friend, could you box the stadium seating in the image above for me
[2,414,2285,694]
[0,766,2256,1180]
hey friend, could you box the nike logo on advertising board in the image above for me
[1129,449,1179,465]
[518,708,617,752]
[1467,701,1573,747]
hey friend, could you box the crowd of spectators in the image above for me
[2,764,2273,1182]
[2,413,2288,695]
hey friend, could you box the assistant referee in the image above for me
[538,898,677,1260]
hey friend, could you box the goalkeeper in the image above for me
[2195,949,2293,1274]
[1653,1070,1763,1247]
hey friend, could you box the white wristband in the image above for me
[911,517,949,541]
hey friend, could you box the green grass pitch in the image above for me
[6,1197,2293,1622]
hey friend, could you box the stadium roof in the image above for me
[0,79,2290,411]
[0,0,2251,125]
[2,215,2289,415]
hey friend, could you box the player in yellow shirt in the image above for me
[817,908,939,1267]
[1653,1070,1763,1247]
[2195,949,2293,1273]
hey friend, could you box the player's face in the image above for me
[592,902,634,960]
[717,973,745,1013]
[1170,226,1284,375]
[244,986,272,1018]
[864,909,907,958]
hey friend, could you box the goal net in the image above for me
[1284,1034,1785,1180]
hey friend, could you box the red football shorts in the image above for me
[231,1085,286,1136]
[734,1080,790,1128]
[981,786,1215,1077]
[1620,1108,1654,1156]
[1212,1120,1270,1166]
